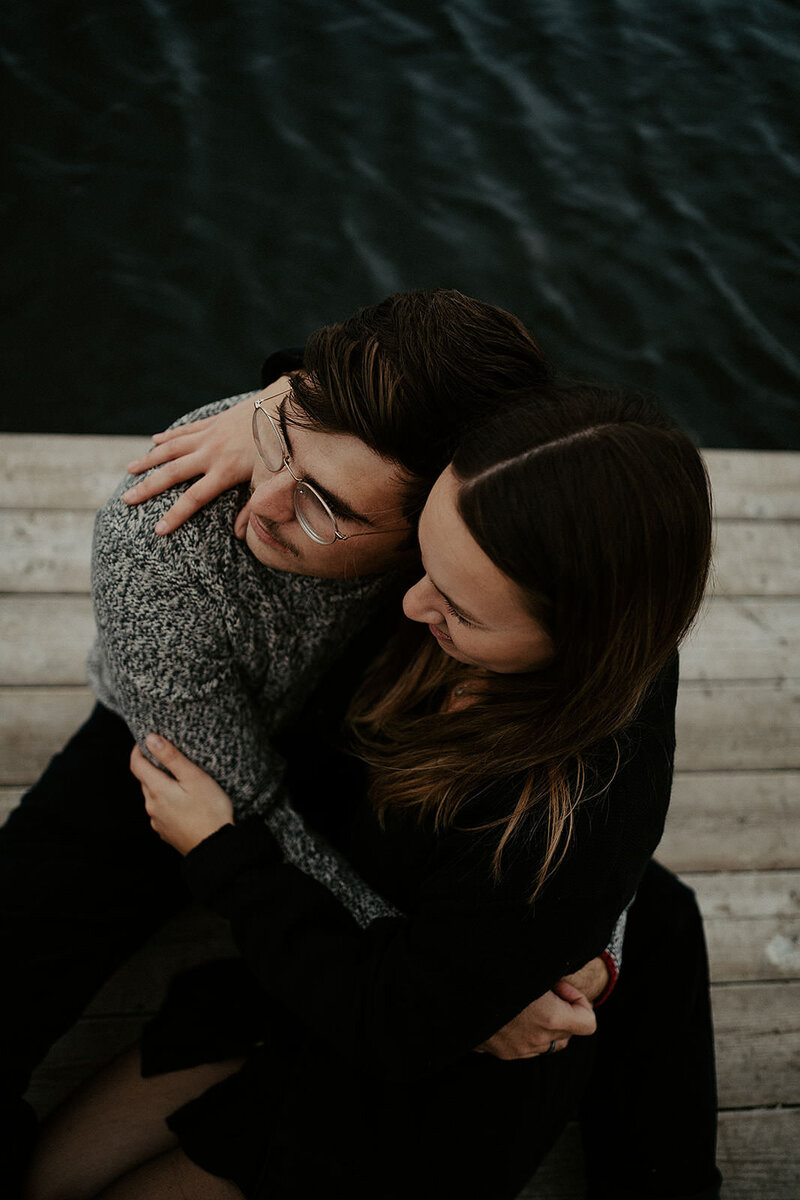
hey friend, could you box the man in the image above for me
[1,290,718,1198]
[2,291,601,1173]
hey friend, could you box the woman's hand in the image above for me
[130,735,234,855]
[121,396,256,535]
[475,981,596,1059]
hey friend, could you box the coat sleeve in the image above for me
[180,659,679,1081]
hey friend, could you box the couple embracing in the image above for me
[5,290,720,1199]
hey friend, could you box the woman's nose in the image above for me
[249,471,296,525]
[402,576,443,625]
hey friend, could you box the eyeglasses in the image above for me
[252,388,406,546]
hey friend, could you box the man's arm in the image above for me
[475,939,618,1060]
[89,461,399,928]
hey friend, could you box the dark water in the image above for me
[2,0,799,446]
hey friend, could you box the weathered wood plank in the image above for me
[2,687,793,793]
[712,520,800,597]
[27,1024,800,1192]
[714,1107,800,1199]
[2,508,797,599]
[82,942,800,1109]
[707,917,800,982]
[660,772,800,872]
[2,681,797,811]
[0,786,23,824]
[688,870,800,920]
[521,1108,800,1200]
[686,870,800,982]
[0,510,95,592]
[13,845,797,1020]
[21,775,796,878]
[703,449,800,520]
[681,597,800,681]
[0,686,94,785]
[675,681,800,771]
[3,594,798,691]
[2,442,796,520]
[712,981,800,1107]
[0,595,94,685]
[0,433,147,510]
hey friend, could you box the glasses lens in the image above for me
[294,484,337,544]
[252,408,285,472]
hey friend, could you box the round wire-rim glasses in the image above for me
[251,388,406,546]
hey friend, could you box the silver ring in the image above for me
[545,1039,557,1055]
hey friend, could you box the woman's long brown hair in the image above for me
[349,382,713,900]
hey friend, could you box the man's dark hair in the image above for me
[289,289,552,520]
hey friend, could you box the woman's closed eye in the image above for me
[445,601,475,628]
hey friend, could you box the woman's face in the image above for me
[403,467,555,674]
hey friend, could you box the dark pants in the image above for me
[0,705,189,1185]
[580,860,723,1200]
[0,707,721,1197]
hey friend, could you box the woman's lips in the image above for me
[429,622,453,644]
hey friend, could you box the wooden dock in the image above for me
[1,434,799,1196]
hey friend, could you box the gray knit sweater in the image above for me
[87,393,398,927]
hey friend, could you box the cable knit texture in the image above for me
[87,392,400,927]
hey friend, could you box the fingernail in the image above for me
[125,462,137,472]
[122,487,135,500]
[147,734,165,750]
[155,519,168,534]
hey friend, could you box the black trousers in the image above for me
[0,704,189,1187]
[581,861,723,1200]
[0,704,721,1197]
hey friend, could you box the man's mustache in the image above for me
[247,486,300,558]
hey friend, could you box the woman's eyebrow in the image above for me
[278,398,374,527]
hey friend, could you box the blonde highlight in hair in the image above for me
[288,288,551,522]
[349,382,712,901]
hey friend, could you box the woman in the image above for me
[26,384,713,1200]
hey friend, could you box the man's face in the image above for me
[245,381,414,579]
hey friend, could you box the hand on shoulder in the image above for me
[122,393,257,535]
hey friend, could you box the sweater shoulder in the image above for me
[92,391,256,582]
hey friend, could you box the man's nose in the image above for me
[249,471,296,525]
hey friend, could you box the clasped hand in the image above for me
[474,979,597,1059]
[130,735,234,856]
[130,735,604,1060]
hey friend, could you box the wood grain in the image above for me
[675,681,800,771]
[0,433,147,510]
[0,686,94,785]
[660,771,800,871]
[681,596,800,681]
[703,450,800,519]
[3,440,797,519]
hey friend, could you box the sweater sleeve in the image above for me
[85,374,404,930]
[91,524,285,816]
[597,903,630,1005]
[91,522,405,925]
